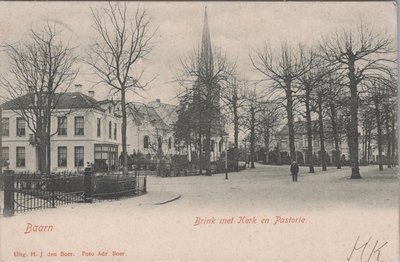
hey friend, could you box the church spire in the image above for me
[200,6,213,74]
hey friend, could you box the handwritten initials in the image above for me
[347,235,388,262]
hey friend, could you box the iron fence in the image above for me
[3,168,147,216]
[12,172,85,214]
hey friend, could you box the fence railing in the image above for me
[3,168,147,217]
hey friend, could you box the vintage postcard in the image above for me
[0,1,398,261]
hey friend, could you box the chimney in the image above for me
[88,91,95,98]
[156,98,161,103]
[74,84,82,93]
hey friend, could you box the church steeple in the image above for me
[200,7,213,74]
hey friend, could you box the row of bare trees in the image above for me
[175,22,396,179]
[250,24,396,178]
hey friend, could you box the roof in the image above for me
[127,102,170,130]
[1,92,105,112]
[147,101,179,127]
[278,120,343,136]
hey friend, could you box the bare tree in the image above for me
[325,73,347,169]
[251,42,310,162]
[87,2,155,174]
[221,77,247,171]
[366,73,397,169]
[255,100,282,165]
[242,85,259,168]
[297,50,327,173]
[0,22,78,174]
[320,24,395,178]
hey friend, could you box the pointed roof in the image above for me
[200,7,213,74]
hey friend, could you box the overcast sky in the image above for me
[0,2,396,104]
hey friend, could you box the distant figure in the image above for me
[290,161,299,182]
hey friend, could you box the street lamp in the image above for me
[224,135,229,180]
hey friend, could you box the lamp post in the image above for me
[224,135,228,180]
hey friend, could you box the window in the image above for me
[16,147,25,167]
[58,147,67,167]
[94,145,118,172]
[2,118,9,136]
[144,136,149,149]
[74,147,84,167]
[211,140,215,152]
[16,118,25,136]
[57,117,67,136]
[114,123,117,140]
[168,138,172,149]
[304,137,314,147]
[158,137,162,150]
[2,147,9,166]
[97,118,101,137]
[74,117,84,135]
[219,140,223,153]
[109,121,112,139]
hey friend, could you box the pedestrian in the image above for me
[290,161,299,182]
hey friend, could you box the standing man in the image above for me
[290,161,299,182]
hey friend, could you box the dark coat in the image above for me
[290,163,299,174]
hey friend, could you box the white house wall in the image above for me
[2,107,121,172]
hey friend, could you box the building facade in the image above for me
[1,92,121,172]
[277,120,349,164]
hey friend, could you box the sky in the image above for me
[0,1,397,105]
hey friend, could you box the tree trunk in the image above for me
[198,132,202,175]
[367,129,372,163]
[318,93,327,171]
[121,88,128,175]
[362,123,366,163]
[348,56,361,178]
[197,87,203,175]
[385,107,391,168]
[204,87,212,176]
[204,124,212,176]
[329,103,341,169]
[286,84,296,162]
[265,130,270,165]
[46,106,51,175]
[233,96,239,172]
[305,89,314,173]
[374,98,383,171]
[391,116,396,166]
[250,104,256,168]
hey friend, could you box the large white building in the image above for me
[1,91,121,172]
[0,91,188,172]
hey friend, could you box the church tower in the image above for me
[197,7,222,131]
